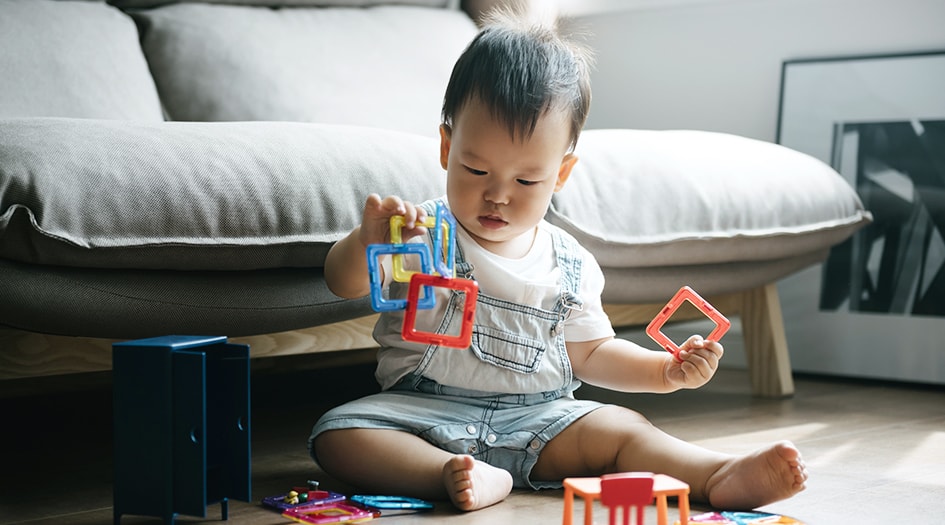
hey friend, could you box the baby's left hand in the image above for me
[665,335,724,389]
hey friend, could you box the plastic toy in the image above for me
[365,202,478,349]
[600,472,655,525]
[430,202,457,278]
[261,490,345,511]
[282,502,377,524]
[402,273,478,348]
[350,495,434,512]
[265,483,433,521]
[646,286,731,363]
[388,202,456,281]
[683,511,806,524]
[112,335,251,525]
[366,243,435,312]
[562,474,690,525]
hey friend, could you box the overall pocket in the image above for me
[469,325,546,374]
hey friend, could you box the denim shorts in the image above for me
[309,389,605,489]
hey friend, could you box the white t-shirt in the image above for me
[374,219,616,390]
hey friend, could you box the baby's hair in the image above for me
[441,6,593,152]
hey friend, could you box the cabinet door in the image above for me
[216,343,252,502]
[113,345,175,521]
[173,350,208,517]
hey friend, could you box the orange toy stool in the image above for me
[562,473,690,525]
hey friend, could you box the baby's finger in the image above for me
[679,348,717,380]
[401,201,420,229]
[682,334,705,350]
[702,340,725,359]
[377,195,407,216]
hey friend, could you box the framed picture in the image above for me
[776,50,945,384]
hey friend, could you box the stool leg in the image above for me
[678,493,690,525]
[583,496,594,525]
[656,495,668,525]
[563,486,574,525]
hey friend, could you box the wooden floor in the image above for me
[1,352,943,524]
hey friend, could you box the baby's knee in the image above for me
[595,404,655,428]
[311,429,351,470]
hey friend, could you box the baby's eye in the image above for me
[516,179,538,186]
[464,165,487,176]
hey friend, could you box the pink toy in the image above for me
[685,511,806,524]
[282,501,377,524]
[600,472,655,525]
[646,286,730,363]
[402,273,478,349]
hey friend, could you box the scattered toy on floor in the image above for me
[263,481,434,523]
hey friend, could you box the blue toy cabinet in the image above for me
[112,335,251,524]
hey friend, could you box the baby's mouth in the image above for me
[478,214,508,230]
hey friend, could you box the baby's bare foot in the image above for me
[705,441,808,509]
[441,454,512,511]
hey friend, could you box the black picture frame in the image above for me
[775,50,945,383]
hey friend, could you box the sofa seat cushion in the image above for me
[600,251,828,303]
[548,129,871,301]
[0,0,163,121]
[0,117,444,271]
[1,120,869,279]
[131,2,478,137]
[0,258,374,339]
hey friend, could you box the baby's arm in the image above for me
[324,194,428,299]
[567,335,724,393]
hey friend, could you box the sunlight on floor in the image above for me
[887,431,945,485]
[693,422,829,451]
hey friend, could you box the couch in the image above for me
[0,0,871,397]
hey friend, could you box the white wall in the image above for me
[572,0,945,141]
[570,0,945,383]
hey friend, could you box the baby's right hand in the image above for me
[358,194,428,247]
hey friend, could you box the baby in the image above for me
[310,8,807,512]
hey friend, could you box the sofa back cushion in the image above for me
[0,0,164,121]
[132,3,478,138]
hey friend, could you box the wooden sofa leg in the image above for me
[739,283,795,398]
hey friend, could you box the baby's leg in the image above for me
[313,428,512,511]
[531,405,807,509]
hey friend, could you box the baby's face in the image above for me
[440,99,575,259]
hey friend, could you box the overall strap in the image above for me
[549,227,584,315]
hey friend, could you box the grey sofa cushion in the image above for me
[1,119,870,283]
[550,129,872,269]
[0,118,444,270]
[600,251,828,303]
[0,0,163,121]
[132,3,478,137]
[0,258,374,338]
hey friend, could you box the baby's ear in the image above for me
[439,124,452,170]
[555,154,578,192]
